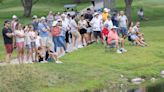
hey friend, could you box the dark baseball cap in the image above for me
[4,20,10,24]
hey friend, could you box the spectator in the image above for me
[137,8,148,21]
[107,26,124,54]
[2,20,14,63]
[118,11,128,38]
[24,25,33,63]
[90,12,103,43]
[84,8,93,44]
[38,17,50,49]
[11,15,18,48]
[104,15,113,30]
[32,15,39,32]
[47,11,54,28]
[70,15,83,50]
[65,14,72,52]
[45,46,63,64]
[128,22,146,46]
[51,21,61,52]
[133,22,148,46]
[102,8,110,22]
[78,15,88,46]
[57,19,66,57]
[15,23,25,64]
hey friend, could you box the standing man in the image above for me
[84,8,93,44]
[118,11,128,52]
[38,17,50,50]
[2,20,14,63]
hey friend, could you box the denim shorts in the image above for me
[119,27,128,37]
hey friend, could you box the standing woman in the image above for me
[78,15,88,46]
[70,15,83,50]
[2,20,14,63]
[24,25,32,63]
[15,23,25,64]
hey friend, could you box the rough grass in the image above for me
[0,0,164,92]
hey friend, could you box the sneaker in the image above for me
[77,45,83,49]
[41,61,48,63]
[117,49,122,54]
[120,48,127,53]
[72,47,78,51]
[56,61,63,64]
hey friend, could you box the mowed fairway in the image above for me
[0,0,164,92]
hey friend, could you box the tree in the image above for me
[21,0,39,17]
[103,0,116,10]
[124,0,133,22]
[0,0,4,3]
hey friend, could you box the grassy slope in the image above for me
[0,0,164,92]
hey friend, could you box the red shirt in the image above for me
[102,27,109,36]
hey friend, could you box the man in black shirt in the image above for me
[84,8,93,44]
[2,20,14,63]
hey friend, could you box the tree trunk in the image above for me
[124,0,133,22]
[21,0,32,17]
[103,0,116,10]
[21,0,39,17]
[24,5,32,17]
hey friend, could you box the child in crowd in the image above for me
[29,24,37,62]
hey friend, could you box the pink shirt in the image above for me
[107,30,119,44]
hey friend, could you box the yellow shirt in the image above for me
[102,12,108,22]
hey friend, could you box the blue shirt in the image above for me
[32,21,38,31]
[38,22,49,37]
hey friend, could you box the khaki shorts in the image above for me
[41,37,48,46]
[71,31,80,38]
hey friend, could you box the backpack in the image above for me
[51,27,61,36]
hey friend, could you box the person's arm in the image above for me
[90,18,94,26]
[4,29,14,38]
[39,23,48,32]
[72,20,78,28]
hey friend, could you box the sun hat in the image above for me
[52,21,58,26]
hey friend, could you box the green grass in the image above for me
[0,0,164,92]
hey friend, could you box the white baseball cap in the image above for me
[32,15,38,19]
[12,15,17,19]
[94,12,99,16]
[40,16,46,20]
[52,21,58,26]
[111,26,117,29]
[104,8,110,12]
[57,18,62,22]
